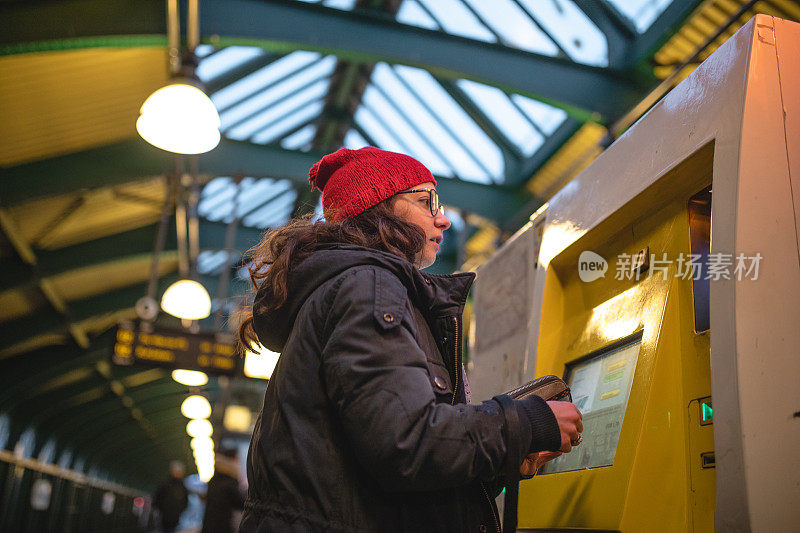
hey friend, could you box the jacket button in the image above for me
[383,313,394,323]
[479,526,487,532]
[433,377,447,391]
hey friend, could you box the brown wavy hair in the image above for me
[238,198,426,350]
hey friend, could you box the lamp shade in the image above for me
[181,395,212,419]
[186,418,213,439]
[172,369,208,386]
[136,83,220,154]
[161,279,211,320]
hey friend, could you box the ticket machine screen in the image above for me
[541,339,641,474]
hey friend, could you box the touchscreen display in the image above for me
[540,339,641,474]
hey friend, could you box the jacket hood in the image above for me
[252,243,474,352]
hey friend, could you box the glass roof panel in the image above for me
[516,0,608,66]
[456,79,545,157]
[295,0,357,9]
[392,65,501,182]
[510,94,568,135]
[361,85,452,176]
[284,0,680,66]
[226,79,329,140]
[244,190,298,228]
[396,0,440,30]
[605,0,676,33]
[281,124,318,151]
[415,0,496,43]
[195,44,215,58]
[461,0,560,56]
[211,51,321,112]
[221,56,335,133]
[343,129,370,150]
[197,250,230,275]
[196,46,264,82]
[354,106,410,157]
[251,99,326,144]
[200,177,297,229]
[323,0,357,9]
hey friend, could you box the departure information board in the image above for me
[112,321,240,376]
[541,339,641,474]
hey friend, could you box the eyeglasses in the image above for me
[392,188,441,217]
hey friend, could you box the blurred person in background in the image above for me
[201,447,245,533]
[154,461,189,533]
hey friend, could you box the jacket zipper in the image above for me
[451,316,498,532]
[450,315,459,406]
[480,482,501,533]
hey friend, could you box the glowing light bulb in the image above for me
[161,280,211,320]
[136,83,220,154]
[172,369,208,386]
[186,418,213,438]
[181,395,212,419]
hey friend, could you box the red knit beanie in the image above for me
[308,146,436,222]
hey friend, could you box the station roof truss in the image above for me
[1,0,797,491]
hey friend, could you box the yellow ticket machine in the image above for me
[521,147,716,531]
[469,15,800,532]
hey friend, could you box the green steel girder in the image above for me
[205,51,282,95]
[71,404,188,456]
[0,0,166,53]
[0,337,114,407]
[516,118,585,187]
[0,218,264,293]
[627,0,704,70]
[201,0,640,122]
[572,0,637,69]
[1,138,525,223]
[43,382,189,453]
[0,138,317,206]
[0,275,178,349]
[0,0,643,122]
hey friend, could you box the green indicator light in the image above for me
[701,402,713,422]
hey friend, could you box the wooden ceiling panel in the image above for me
[49,252,178,302]
[8,176,165,249]
[0,47,169,166]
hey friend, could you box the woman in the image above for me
[238,147,582,532]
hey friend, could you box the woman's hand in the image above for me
[520,451,562,476]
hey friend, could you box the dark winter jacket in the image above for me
[154,476,188,530]
[240,244,560,533]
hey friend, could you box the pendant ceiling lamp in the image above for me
[161,279,211,320]
[137,0,219,154]
[137,83,220,154]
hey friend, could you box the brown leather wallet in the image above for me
[500,375,572,533]
[504,374,572,403]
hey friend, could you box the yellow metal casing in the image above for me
[502,15,800,532]
[519,146,715,532]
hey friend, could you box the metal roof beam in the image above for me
[0,0,642,122]
[199,0,640,122]
[0,208,89,348]
[625,0,704,68]
[572,0,637,68]
[1,138,522,223]
[0,271,249,356]
[0,219,264,293]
